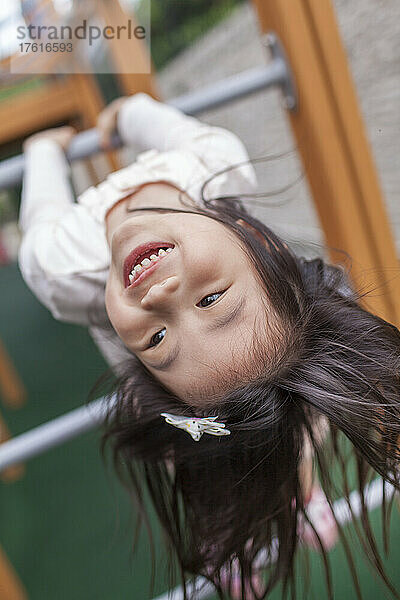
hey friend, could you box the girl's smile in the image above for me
[124,241,175,288]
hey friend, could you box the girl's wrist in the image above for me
[23,126,76,153]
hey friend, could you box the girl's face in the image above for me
[105,184,267,403]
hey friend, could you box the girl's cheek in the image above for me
[104,275,121,327]
[188,245,230,281]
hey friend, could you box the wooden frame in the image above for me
[252,0,400,327]
[0,342,25,409]
[0,547,27,600]
[97,0,159,98]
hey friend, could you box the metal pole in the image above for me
[0,34,296,191]
[0,396,115,471]
[169,61,287,115]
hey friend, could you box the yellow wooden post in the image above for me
[97,0,159,99]
[0,415,25,482]
[0,341,26,409]
[251,0,400,327]
[0,547,27,600]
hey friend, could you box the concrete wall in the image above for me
[156,1,400,259]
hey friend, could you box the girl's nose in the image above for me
[140,276,180,310]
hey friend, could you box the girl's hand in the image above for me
[96,96,129,150]
[220,569,265,600]
[23,126,76,152]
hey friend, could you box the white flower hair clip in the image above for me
[160,413,231,442]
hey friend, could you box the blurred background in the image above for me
[0,0,399,598]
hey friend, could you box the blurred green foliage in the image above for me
[0,77,43,102]
[149,0,246,70]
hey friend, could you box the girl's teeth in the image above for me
[129,247,174,284]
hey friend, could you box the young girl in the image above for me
[19,93,400,600]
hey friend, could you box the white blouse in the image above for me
[18,93,258,369]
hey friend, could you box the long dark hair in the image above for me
[96,166,400,599]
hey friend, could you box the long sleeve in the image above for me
[117,92,256,176]
[19,139,75,233]
[18,139,111,326]
[117,92,218,153]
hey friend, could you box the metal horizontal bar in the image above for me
[0,58,289,191]
[0,395,115,471]
[168,62,286,115]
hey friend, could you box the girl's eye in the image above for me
[149,327,166,348]
[197,291,225,308]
